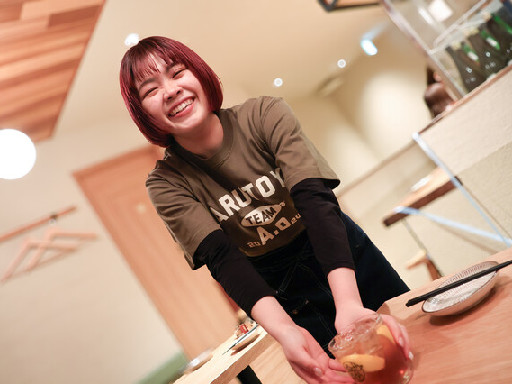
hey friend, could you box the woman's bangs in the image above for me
[130,54,160,85]
[131,52,184,85]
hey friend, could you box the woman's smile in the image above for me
[168,98,194,117]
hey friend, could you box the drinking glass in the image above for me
[328,314,413,384]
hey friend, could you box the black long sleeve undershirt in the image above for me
[193,178,355,315]
[290,178,355,273]
[193,229,276,316]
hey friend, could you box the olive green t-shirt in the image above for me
[146,96,340,268]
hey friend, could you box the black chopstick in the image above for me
[406,260,512,307]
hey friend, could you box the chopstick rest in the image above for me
[406,259,512,307]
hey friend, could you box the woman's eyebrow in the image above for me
[165,62,183,73]
[138,76,156,91]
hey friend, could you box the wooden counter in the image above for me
[175,325,276,384]
[378,248,512,383]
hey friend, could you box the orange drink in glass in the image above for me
[328,314,413,384]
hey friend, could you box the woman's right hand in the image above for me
[251,296,353,383]
[276,324,354,384]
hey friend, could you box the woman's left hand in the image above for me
[334,304,411,360]
[381,313,411,359]
[334,304,374,335]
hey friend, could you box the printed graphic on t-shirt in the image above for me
[246,208,302,249]
[208,167,302,250]
[241,203,283,226]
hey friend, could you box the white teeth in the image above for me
[169,99,192,116]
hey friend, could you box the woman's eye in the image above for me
[172,68,185,78]
[142,88,157,99]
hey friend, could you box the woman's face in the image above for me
[136,56,211,140]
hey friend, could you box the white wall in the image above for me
[288,96,381,188]
[286,23,433,188]
[0,117,181,384]
[332,25,432,161]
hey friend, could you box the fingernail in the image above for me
[314,367,323,377]
[399,337,405,348]
[409,351,414,360]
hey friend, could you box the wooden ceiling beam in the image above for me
[0,93,64,126]
[1,73,72,116]
[0,0,105,142]
[49,4,102,27]
[0,4,23,23]
[0,15,49,41]
[20,0,104,20]
[0,44,84,83]
[0,27,89,65]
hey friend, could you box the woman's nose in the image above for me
[163,79,180,100]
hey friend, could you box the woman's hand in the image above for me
[328,268,411,360]
[381,313,411,359]
[251,296,353,383]
[334,302,411,360]
[334,303,375,333]
[278,324,354,384]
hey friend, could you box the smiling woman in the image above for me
[119,36,411,384]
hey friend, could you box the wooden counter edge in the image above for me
[174,327,275,384]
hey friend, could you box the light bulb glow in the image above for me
[337,59,347,68]
[124,33,140,47]
[361,39,378,56]
[273,78,283,87]
[0,129,37,179]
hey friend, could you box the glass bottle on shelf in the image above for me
[493,9,512,32]
[498,1,512,27]
[466,27,508,77]
[445,42,487,92]
[500,0,512,19]
[483,13,512,62]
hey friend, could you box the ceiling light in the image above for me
[427,0,453,23]
[361,39,378,56]
[418,7,435,25]
[124,33,139,47]
[337,59,347,68]
[0,129,37,180]
[273,78,283,87]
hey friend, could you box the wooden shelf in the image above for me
[382,167,457,227]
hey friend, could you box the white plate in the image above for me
[422,261,499,316]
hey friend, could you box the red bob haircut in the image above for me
[120,36,223,147]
